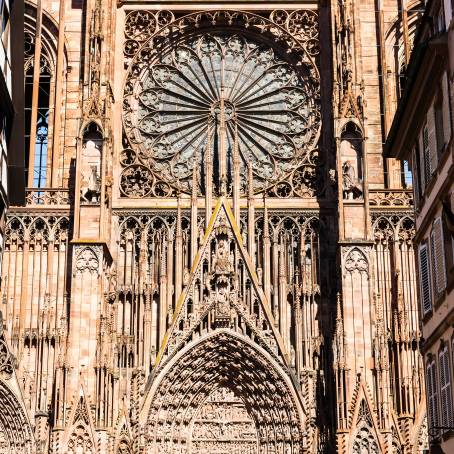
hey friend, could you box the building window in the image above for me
[452,337,454,410]
[24,54,51,189]
[426,358,440,434]
[434,88,445,155]
[441,71,452,147]
[439,344,453,430]
[421,123,431,188]
[34,63,50,188]
[412,144,422,206]
[418,243,433,315]
[401,160,413,189]
[24,65,32,185]
[430,217,447,296]
[0,0,11,85]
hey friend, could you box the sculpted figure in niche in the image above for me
[342,160,357,197]
[340,128,363,199]
[80,127,102,203]
[212,239,233,276]
[342,161,362,199]
[183,267,190,286]
[81,165,101,203]
[216,284,230,317]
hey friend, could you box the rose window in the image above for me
[122,21,320,196]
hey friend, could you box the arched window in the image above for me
[25,53,51,188]
[24,5,59,190]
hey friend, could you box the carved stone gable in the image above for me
[155,199,290,371]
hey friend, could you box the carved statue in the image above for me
[80,165,101,203]
[212,239,233,276]
[342,160,362,199]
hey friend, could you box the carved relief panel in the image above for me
[189,386,258,453]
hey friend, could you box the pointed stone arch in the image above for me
[141,329,305,453]
[389,410,405,451]
[0,320,35,454]
[155,199,291,370]
[113,404,133,454]
[343,247,369,275]
[64,392,97,454]
[79,122,103,204]
[350,423,380,454]
[347,378,385,454]
[0,380,35,454]
[349,399,381,454]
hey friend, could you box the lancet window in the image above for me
[24,5,60,189]
[25,53,51,188]
[384,0,424,103]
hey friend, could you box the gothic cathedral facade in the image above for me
[0,0,429,453]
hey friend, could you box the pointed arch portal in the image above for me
[142,330,305,453]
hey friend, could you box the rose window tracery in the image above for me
[122,11,321,197]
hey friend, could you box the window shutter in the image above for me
[427,360,440,430]
[412,148,420,207]
[418,132,426,191]
[426,107,438,175]
[442,72,452,146]
[432,360,440,428]
[439,346,453,428]
[419,244,432,314]
[446,347,453,427]
[421,125,430,187]
[431,218,447,294]
[449,337,454,420]
[439,349,446,426]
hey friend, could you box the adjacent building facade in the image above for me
[0,0,433,453]
[0,0,35,453]
[0,0,24,269]
[386,0,454,452]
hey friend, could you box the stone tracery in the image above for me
[351,424,380,454]
[144,330,304,453]
[121,9,321,197]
